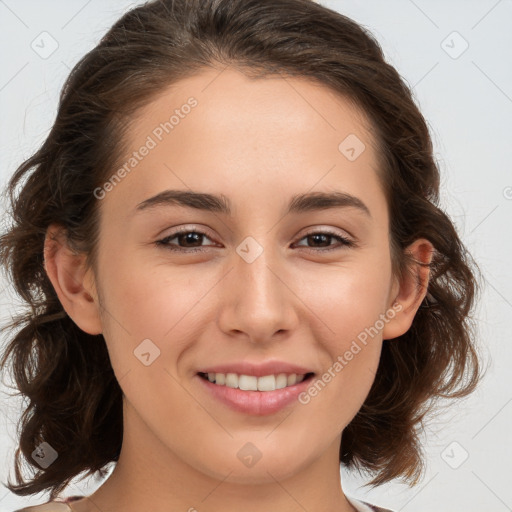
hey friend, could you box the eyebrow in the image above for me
[135,189,371,218]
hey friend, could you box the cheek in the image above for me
[100,252,207,336]
[94,254,205,420]
[301,288,386,436]
[298,254,392,417]
[95,250,228,395]
[302,251,393,339]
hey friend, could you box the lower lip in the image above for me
[196,374,314,416]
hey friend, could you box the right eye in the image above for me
[155,228,218,253]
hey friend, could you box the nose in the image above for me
[216,243,299,344]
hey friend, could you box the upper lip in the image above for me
[197,360,315,377]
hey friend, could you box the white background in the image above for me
[0,1,511,511]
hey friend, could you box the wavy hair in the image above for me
[0,0,485,500]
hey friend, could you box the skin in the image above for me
[44,66,433,512]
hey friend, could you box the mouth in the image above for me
[197,371,316,392]
[196,370,316,415]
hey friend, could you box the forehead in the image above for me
[130,66,374,150]
[102,66,386,223]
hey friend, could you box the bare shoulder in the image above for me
[13,501,71,512]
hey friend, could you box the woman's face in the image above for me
[87,67,402,484]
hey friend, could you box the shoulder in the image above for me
[13,500,72,512]
[346,494,396,512]
[360,502,395,512]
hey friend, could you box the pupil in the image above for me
[310,234,329,247]
[180,232,201,246]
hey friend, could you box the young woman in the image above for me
[0,1,483,511]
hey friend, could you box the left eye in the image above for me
[293,231,355,252]
[155,229,355,253]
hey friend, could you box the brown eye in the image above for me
[294,230,355,252]
[156,229,217,253]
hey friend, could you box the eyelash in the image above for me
[155,228,356,254]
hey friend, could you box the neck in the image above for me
[71,400,358,512]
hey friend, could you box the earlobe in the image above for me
[43,223,103,335]
[382,238,434,341]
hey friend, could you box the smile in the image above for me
[198,371,313,391]
[197,371,316,415]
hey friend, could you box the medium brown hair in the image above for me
[0,0,484,500]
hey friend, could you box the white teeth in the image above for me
[203,372,309,391]
[275,374,287,390]
[225,373,238,388]
[238,374,257,390]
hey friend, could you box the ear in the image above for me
[382,238,434,341]
[43,223,103,335]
